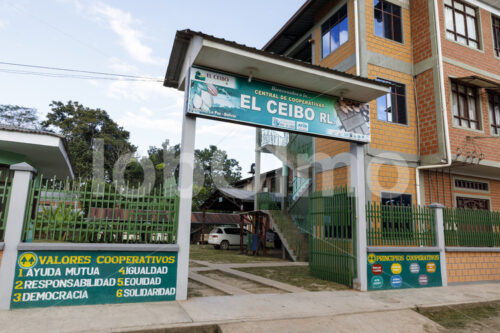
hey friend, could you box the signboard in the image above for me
[187,66,370,142]
[11,251,177,309]
[367,252,442,291]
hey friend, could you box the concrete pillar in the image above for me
[254,128,261,211]
[281,165,288,212]
[175,113,197,301]
[429,203,448,287]
[0,163,36,309]
[350,143,367,291]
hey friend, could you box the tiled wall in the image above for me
[447,251,500,283]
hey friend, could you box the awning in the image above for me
[456,76,500,93]
[0,125,73,178]
[164,30,390,103]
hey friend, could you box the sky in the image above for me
[0,0,306,176]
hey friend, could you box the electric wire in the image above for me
[0,62,163,82]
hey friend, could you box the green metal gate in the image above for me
[308,186,357,287]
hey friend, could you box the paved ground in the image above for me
[189,259,308,295]
[2,282,500,332]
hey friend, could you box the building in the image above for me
[0,125,73,178]
[260,0,500,211]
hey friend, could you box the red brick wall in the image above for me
[410,0,433,63]
[437,0,500,75]
[415,69,440,156]
[443,62,500,164]
[423,171,500,211]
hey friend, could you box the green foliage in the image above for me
[0,104,40,129]
[147,142,242,211]
[37,202,83,241]
[41,101,136,179]
[193,145,242,210]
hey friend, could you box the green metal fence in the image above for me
[366,203,436,247]
[288,194,309,234]
[22,177,179,244]
[0,171,12,241]
[444,208,500,247]
[308,187,357,287]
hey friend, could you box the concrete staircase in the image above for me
[264,210,308,262]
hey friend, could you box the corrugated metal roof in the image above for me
[218,188,255,201]
[0,125,65,139]
[191,212,241,224]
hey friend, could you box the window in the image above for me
[321,4,348,58]
[456,196,490,210]
[381,193,413,236]
[494,15,500,57]
[489,92,500,135]
[444,0,479,49]
[455,179,489,191]
[376,78,407,125]
[374,0,403,43]
[381,192,412,206]
[224,228,240,235]
[451,81,480,129]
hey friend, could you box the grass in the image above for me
[235,265,348,291]
[189,244,284,264]
[416,301,500,330]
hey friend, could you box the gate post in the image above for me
[350,143,367,291]
[176,112,197,301]
[254,128,261,210]
[0,163,36,309]
[429,203,448,287]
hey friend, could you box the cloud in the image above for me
[107,79,183,104]
[197,122,254,140]
[0,19,8,29]
[108,57,138,74]
[117,109,182,134]
[91,2,163,65]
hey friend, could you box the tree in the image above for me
[147,142,242,210]
[42,101,136,179]
[192,145,241,210]
[0,104,40,129]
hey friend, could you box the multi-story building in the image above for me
[262,0,500,211]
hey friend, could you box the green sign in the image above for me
[367,252,442,291]
[187,66,370,142]
[11,251,177,309]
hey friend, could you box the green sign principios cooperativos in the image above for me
[187,66,371,142]
[367,252,442,291]
[11,251,177,309]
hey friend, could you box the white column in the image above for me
[429,203,448,287]
[0,163,36,309]
[175,113,197,301]
[281,165,288,212]
[254,128,261,210]
[350,143,367,291]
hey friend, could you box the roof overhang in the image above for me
[0,128,73,178]
[457,75,500,93]
[164,30,389,103]
[263,0,330,54]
